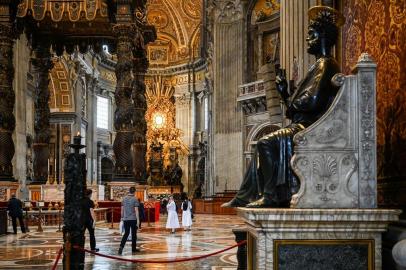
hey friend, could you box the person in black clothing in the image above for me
[7,194,26,234]
[82,189,99,251]
[138,201,145,229]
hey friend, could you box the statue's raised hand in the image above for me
[275,66,289,101]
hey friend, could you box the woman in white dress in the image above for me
[166,196,180,233]
[181,198,193,231]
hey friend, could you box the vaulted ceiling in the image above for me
[146,0,202,67]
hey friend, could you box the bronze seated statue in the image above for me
[222,6,345,208]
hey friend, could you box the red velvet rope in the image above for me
[51,246,64,270]
[72,240,247,264]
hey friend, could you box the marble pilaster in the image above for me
[280,0,318,82]
[212,0,246,192]
[85,74,99,185]
[13,35,30,186]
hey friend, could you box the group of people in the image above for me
[7,187,194,256]
[165,195,193,233]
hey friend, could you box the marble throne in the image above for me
[290,53,378,209]
[237,54,401,270]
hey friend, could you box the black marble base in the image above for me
[275,239,373,270]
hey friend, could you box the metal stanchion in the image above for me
[110,208,114,229]
[56,207,62,232]
[25,209,30,233]
[37,207,43,232]
[64,234,71,270]
[147,208,150,227]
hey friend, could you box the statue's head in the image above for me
[306,6,345,55]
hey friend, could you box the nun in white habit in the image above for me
[166,195,180,233]
[181,198,193,231]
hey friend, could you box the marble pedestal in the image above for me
[238,208,401,270]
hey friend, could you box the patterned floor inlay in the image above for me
[0,214,244,269]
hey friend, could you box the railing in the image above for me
[238,80,265,97]
[8,208,110,233]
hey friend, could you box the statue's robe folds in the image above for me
[235,57,340,205]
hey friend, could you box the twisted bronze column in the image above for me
[112,24,136,181]
[0,23,16,181]
[31,42,53,184]
[132,48,148,184]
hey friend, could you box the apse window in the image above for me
[97,96,109,130]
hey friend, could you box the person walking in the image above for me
[165,195,179,234]
[118,187,140,255]
[82,189,98,251]
[7,194,26,234]
[181,197,192,231]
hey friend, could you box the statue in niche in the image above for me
[171,163,183,186]
[222,6,345,208]
[149,142,164,185]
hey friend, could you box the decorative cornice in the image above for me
[148,58,207,75]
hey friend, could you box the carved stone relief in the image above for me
[216,0,244,23]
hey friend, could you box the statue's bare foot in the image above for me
[246,197,278,208]
[221,197,248,208]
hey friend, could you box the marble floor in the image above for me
[0,214,244,269]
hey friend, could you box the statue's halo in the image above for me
[308,6,345,27]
